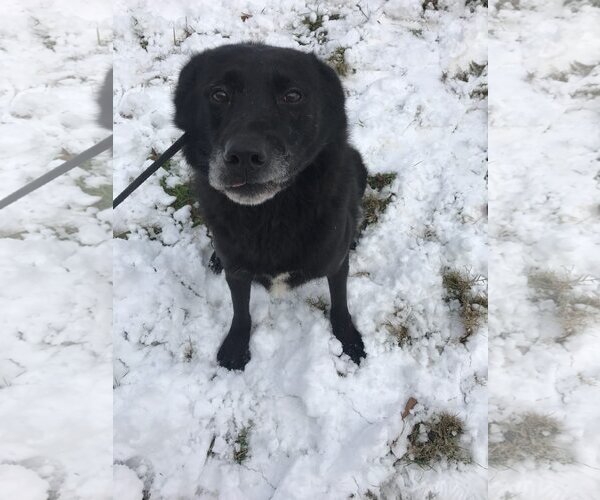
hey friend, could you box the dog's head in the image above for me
[174,43,347,205]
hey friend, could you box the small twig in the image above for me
[356,2,369,20]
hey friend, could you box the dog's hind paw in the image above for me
[208,252,223,274]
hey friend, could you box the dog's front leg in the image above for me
[327,256,366,365]
[217,271,252,370]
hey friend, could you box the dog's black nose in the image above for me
[223,137,270,168]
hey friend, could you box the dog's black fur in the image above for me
[174,43,367,370]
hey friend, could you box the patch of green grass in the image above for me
[114,230,131,239]
[73,159,112,210]
[367,173,397,191]
[548,62,597,86]
[422,0,440,10]
[359,173,397,232]
[469,61,487,77]
[131,17,149,51]
[159,179,191,209]
[361,193,394,231]
[564,0,600,9]
[405,413,469,466]
[454,61,487,83]
[233,425,252,464]
[442,269,488,343]
[159,177,203,227]
[54,225,79,241]
[570,61,596,77]
[421,226,437,241]
[455,71,469,83]
[144,225,163,240]
[306,296,328,314]
[384,307,411,347]
[528,270,580,301]
[78,182,112,210]
[528,270,599,342]
[327,47,351,77]
[489,413,572,466]
[153,150,204,225]
[301,13,324,32]
[548,71,569,82]
[385,320,410,347]
[1,231,27,240]
[465,0,488,11]
[470,83,488,99]
[300,12,336,44]
[571,85,600,99]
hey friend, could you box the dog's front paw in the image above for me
[217,327,251,371]
[341,332,366,365]
[332,316,366,365]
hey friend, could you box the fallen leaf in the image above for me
[402,397,417,419]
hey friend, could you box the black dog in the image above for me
[174,43,367,370]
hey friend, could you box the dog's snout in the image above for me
[223,137,270,169]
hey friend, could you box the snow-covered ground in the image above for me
[3,0,596,498]
[0,1,112,499]
[489,0,600,498]
[113,1,488,498]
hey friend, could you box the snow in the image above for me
[113,0,487,498]
[3,0,595,497]
[0,464,48,500]
[488,0,600,498]
[114,464,145,500]
[0,0,112,498]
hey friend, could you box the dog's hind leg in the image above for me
[217,271,252,370]
[327,256,366,365]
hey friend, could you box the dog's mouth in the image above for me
[222,179,285,205]
[226,180,249,189]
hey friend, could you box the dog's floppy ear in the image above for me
[174,54,206,131]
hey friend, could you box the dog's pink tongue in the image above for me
[229,181,247,188]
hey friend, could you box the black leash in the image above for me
[111,132,223,273]
[0,135,113,210]
[0,133,186,211]
[113,133,187,208]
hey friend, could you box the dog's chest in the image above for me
[220,205,322,268]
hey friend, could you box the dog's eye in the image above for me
[210,89,229,103]
[282,89,303,104]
